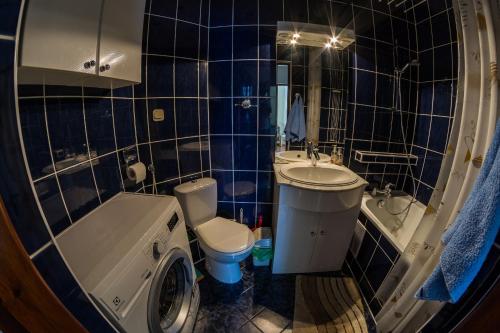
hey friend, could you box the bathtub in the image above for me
[360,193,426,253]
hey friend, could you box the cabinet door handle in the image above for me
[84,60,96,69]
[100,64,111,72]
[310,231,316,237]
[320,230,326,236]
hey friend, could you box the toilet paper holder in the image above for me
[123,146,138,166]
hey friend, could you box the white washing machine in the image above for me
[58,193,199,333]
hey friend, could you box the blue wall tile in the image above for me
[178,137,202,176]
[176,99,200,137]
[176,21,199,59]
[35,176,71,236]
[233,26,258,60]
[113,99,135,149]
[233,171,257,202]
[58,163,100,221]
[0,0,20,36]
[147,56,174,97]
[151,140,178,180]
[234,136,257,170]
[147,16,176,55]
[150,0,177,17]
[177,0,201,24]
[209,0,233,27]
[210,135,233,170]
[84,98,115,156]
[175,59,198,96]
[94,154,122,203]
[19,98,52,180]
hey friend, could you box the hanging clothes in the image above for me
[284,94,306,142]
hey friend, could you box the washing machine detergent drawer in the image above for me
[90,246,156,322]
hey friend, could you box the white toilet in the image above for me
[174,178,255,284]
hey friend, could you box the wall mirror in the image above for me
[275,21,354,156]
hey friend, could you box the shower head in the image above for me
[397,59,420,75]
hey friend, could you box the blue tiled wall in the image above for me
[346,213,400,317]
[405,0,457,205]
[19,0,211,265]
[345,0,457,206]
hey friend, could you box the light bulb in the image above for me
[292,33,300,39]
[290,39,297,45]
[330,36,338,44]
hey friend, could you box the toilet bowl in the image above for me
[174,178,255,283]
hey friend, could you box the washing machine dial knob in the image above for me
[152,241,166,260]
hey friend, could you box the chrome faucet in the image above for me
[306,141,313,159]
[307,141,320,166]
[371,183,394,198]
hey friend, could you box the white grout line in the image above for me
[0,34,15,41]
[81,87,102,204]
[172,0,182,185]
[109,83,126,192]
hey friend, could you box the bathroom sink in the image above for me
[279,162,358,186]
[275,150,330,163]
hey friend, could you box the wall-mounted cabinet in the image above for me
[18,0,146,88]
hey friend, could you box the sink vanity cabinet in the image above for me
[272,163,367,274]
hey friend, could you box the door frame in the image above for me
[0,196,88,333]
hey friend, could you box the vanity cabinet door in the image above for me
[272,208,319,274]
[309,210,358,272]
[98,0,146,83]
[20,0,102,75]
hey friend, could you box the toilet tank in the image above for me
[174,178,217,229]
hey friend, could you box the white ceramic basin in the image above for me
[275,150,330,163]
[279,162,358,186]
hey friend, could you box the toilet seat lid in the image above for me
[196,217,254,253]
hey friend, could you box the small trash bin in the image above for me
[252,227,273,267]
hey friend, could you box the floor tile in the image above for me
[193,304,248,333]
[194,258,373,333]
[239,321,264,333]
[252,308,290,333]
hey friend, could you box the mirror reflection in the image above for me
[275,22,353,163]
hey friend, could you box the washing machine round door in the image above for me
[148,248,193,333]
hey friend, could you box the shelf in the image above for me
[354,150,418,165]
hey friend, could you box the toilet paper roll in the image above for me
[126,162,146,184]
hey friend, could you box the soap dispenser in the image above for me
[335,147,344,166]
[331,145,338,164]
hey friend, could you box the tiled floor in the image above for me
[193,259,376,333]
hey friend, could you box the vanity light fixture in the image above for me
[277,22,355,49]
